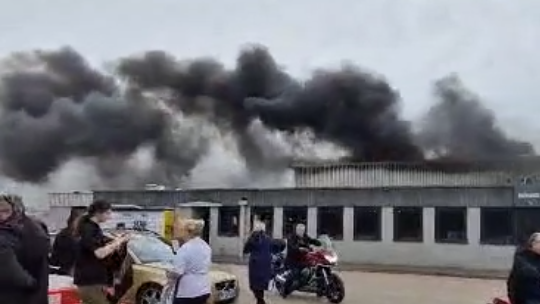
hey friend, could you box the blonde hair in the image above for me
[174,218,205,240]
[253,220,266,232]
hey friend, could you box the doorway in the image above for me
[192,207,211,244]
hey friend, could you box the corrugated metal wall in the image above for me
[48,192,94,207]
[90,187,513,208]
[93,191,185,207]
[293,164,513,188]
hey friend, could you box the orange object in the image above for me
[48,287,82,304]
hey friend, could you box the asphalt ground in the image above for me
[213,264,505,304]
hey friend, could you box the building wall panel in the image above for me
[93,191,187,207]
[293,164,513,188]
[48,192,94,207]
[212,205,516,271]
[88,187,514,208]
[48,188,519,271]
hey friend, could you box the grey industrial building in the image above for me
[48,159,540,271]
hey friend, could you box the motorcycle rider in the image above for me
[283,223,321,297]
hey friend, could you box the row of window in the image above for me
[218,206,467,243]
[218,206,532,245]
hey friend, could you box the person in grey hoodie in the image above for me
[0,194,50,304]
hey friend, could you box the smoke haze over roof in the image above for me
[0,0,538,203]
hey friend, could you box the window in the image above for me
[251,206,274,236]
[514,208,540,245]
[317,207,343,240]
[393,207,423,242]
[128,235,174,264]
[282,207,308,237]
[435,207,467,244]
[354,207,382,241]
[218,207,240,237]
[480,208,514,245]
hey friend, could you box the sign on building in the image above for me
[515,175,540,207]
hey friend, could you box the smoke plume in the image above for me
[419,75,534,160]
[0,45,534,188]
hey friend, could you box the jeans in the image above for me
[77,285,109,304]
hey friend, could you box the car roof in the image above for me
[103,228,162,238]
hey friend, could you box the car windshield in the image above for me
[127,234,175,264]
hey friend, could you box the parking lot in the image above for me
[217,264,505,304]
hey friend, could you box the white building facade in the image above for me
[46,160,540,271]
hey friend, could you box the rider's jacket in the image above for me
[285,234,321,267]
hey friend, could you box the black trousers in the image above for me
[283,265,304,295]
[173,294,210,304]
[252,289,266,304]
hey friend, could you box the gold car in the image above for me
[106,230,239,304]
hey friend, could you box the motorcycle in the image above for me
[272,235,345,303]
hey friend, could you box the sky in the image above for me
[1,0,540,207]
[1,0,540,141]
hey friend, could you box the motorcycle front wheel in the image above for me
[325,273,345,303]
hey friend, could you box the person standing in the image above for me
[73,200,129,304]
[50,208,85,275]
[0,194,50,304]
[243,221,273,304]
[171,219,212,304]
[508,232,540,304]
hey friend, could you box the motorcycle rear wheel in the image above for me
[325,274,345,303]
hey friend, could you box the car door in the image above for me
[108,244,135,303]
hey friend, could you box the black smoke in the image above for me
[419,75,534,160]
[0,48,167,183]
[0,45,534,184]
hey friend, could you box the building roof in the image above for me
[290,156,540,173]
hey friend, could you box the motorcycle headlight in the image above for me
[325,254,338,264]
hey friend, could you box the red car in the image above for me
[48,274,81,304]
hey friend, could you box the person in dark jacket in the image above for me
[508,232,540,304]
[283,223,321,296]
[243,221,273,304]
[0,194,50,304]
[74,200,129,304]
[50,209,84,275]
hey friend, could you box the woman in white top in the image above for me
[172,219,212,304]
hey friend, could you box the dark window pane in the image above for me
[514,208,540,246]
[480,208,514,245]
[282,207,307,237]
[251,206,274,237]
[218,207,240,237]
[353,207,381,241]
[435,207,467,244]
[393,207,423,242]
[317,207,343,240]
